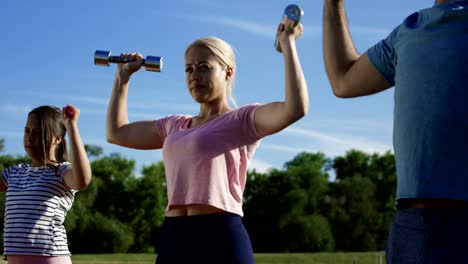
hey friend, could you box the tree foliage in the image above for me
[0,138,396,253]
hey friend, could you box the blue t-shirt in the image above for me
[368,0,468,201]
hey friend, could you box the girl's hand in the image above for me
[63,104,79,125]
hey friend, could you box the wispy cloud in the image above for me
[261,142,309,154]
[79,107,167,120]
[2,90,198,113]
[313,118,393,134]
[60,94,198,112]
[1,103,33,114]
[285,127,343,144]
[61,95,108,105]
[81,137,110,147]
[170,14,390,39]
[179,14,276,38]
[259,126,392,158]
[178,0,225,9]
[250,159,275,173]
[285,126,392,154]
[130,102,198,112]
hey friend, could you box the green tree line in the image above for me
[0,139,396,253]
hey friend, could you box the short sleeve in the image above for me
[2,166,12,186]
[237,103,263,141]
[58,162,72,178]
[367,26,399,86]
[2,164,27,187]
[58,162,78,192]
[155,115,191,142]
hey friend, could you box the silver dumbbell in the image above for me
[275,4,304,53]
[94,50,163,72]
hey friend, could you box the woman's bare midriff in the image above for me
[166,204,226,217]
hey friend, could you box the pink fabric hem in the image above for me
[6,255,72,264]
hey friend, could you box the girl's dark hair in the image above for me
[29,105,68,166]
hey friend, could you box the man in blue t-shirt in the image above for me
[323,0,468,263]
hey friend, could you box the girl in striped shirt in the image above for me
[0,105,92,264]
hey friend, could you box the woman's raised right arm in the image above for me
[106,53,163,150]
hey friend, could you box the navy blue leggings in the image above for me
[155,213,255,264]
[387,207,468,264]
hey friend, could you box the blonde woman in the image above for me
[106,22,307,263]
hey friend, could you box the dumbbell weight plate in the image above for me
[94,50,111,66]
[144,56,163,72]
[283,4,303,28]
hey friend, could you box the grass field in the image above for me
[67,252,386,264]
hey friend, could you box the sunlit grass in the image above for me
[70,252,386,264]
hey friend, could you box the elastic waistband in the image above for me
[164,212,240,223]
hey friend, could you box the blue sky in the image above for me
[0,1,429,174]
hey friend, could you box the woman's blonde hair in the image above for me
[185,37,238,108]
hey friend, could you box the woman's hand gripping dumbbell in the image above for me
[275,4,304,53]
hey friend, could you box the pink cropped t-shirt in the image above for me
[155,104,263,216]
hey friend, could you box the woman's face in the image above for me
[23,114,44,165]
[185,46,231,104]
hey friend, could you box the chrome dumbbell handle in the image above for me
[94,50,163,72]
[275,4,304,53]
